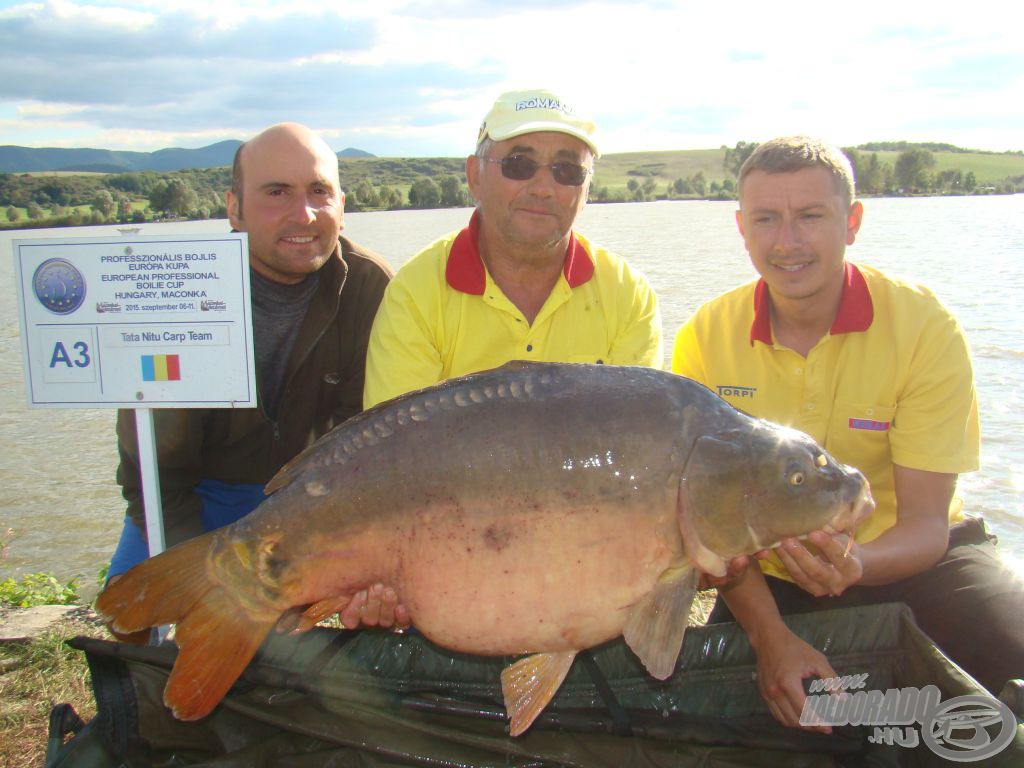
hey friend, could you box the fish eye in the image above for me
[815,454,827,468]
[790,470,805,486]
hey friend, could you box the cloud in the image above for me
[0,0,1020,155]
[0,1,498,151]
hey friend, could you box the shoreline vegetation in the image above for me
[1,141,1021,231]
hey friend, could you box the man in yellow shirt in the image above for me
[673,136,1023,731]
[363,87,662,409]
[349,88,663,627]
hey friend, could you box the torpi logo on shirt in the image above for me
[717,385,756,399]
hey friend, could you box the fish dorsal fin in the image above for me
[622,564,698,680]
[500,650,577,737]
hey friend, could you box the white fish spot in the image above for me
[305,481,329,497]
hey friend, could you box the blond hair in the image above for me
[739,136,855,206]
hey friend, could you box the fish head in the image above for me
[679,420,874,574]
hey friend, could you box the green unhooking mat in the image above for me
[46,603,1024,767]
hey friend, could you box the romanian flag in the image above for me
[141,354,181,382]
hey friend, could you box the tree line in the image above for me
[717,142,1021,197]
[0,164,471,229]
[1,142,1020,230]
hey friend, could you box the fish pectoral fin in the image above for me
[623,564,698,680]
[165,585,278,721]
[278,595,354,635]
[500,650,576,737]
[677,478,728,577]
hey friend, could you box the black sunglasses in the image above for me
[482,154,592,187]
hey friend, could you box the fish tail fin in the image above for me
[165,586,277,720]
[500,651,576,737]
[96,535,214,633]
[97,533,280,720]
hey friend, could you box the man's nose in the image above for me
[287,194,317,224]
[525,165,558,197]
[773,217,800,253]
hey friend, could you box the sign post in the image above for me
[13,233,256,564]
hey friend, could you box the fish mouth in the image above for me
[818,486,875,541]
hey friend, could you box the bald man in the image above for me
[109,124,393,604]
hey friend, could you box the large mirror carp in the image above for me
[98,362,873,735]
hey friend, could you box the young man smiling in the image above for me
[672,136,1024,731]
[362,88,662,409]
[110,125,393,628]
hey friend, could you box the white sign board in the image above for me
[13,233,256,409]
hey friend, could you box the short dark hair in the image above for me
[739,136,855,207]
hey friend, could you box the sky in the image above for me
[0,0,1021,157]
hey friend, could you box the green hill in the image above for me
[2,144,1022,229]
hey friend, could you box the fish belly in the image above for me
[392,496,679,655]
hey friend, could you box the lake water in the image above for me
[2,195,1022,598]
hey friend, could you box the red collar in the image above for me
[749,262,874,345]
[445,209,595,295]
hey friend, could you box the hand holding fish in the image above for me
[697,555,753,590]
[771,531,864,597]
[339,583,410,630]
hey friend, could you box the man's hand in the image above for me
[753,629,838,733]
[340,583,411,630]
[277,583,411,634]
[771,531,863,597]
[698,555,753,590]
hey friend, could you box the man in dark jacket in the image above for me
[108,124,393,609]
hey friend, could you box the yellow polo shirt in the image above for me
[672,262,979,581]
[364,210,663,408]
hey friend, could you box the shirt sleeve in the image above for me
[609,281,664,369]
[671,313,710,384]
[363,276,446,409]
[889,307,980,474]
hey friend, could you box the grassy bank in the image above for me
[0,609,104,768]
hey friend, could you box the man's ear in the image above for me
[846,200,864,245]
[735,208,746,239]
[466,154,482,203]
[226,190,242,230]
